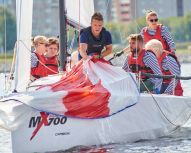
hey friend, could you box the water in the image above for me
[0,64,191,153]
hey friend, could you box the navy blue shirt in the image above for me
[80,29,112,45]
[78,27,112,60]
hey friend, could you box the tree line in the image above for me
[105,11,191,45]
[0,6,191,52]
[0,6,16,52]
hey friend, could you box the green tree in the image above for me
[105,11,191,46]
[0,6,16,52]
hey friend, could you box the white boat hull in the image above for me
[11,94,191,153]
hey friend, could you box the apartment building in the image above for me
[130,0,191,20]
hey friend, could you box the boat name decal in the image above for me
[55,132,70,136]
[29,112,67,140]
[29,115,67,128]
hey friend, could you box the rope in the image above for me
[140,79,178,126]
[140,78,191,127]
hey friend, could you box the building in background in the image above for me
[112,0,131,22]
[130,0,191,20]
[1,0,191,36]
[94,0,112,22]
[94,0,131,23]
[2,0,59,36]
[33,0,59,36]
[182,0,191,16]
[177,0,184,16]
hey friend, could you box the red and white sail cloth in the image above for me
[0,59,139,130]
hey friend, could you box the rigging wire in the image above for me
[141,78,191,128]
[6,42,17,92]
[113,0,123,44]
[78,0,81,47]
[134,0,139,73]
[3,0,7,92]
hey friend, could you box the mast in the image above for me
[59,0,67,72]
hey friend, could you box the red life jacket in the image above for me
[31,52,47,79]
[158,51,183,96]
[143,24,170,51]
[128,49,154,80]
[45,56,59,75]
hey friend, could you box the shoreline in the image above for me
[0,55,191,73]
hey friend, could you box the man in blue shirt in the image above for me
[79,12,112,60]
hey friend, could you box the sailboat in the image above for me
[0,0,191,153]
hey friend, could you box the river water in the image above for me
[0,63,191,153]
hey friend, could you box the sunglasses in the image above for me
[149,18,158,22]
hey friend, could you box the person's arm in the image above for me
[79,43,88,60]
[31,52,38,68]
[163,56,180,94]
[143,51,163,91]
[30,52,39,81]
[79,32,88,60]
[100,44,112,58]
[100,30,112,58]
[161,26,176,53]
[122,57,130,72]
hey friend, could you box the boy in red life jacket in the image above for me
[31,35,48,81]
[140,10,176,53]
[122,34,163,94]
[44,37,59,75]
[145,39,183,96]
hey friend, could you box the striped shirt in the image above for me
[122,51,163,91]
[140,25,176,53]
[31,52,38,68]
[162,56,181,94]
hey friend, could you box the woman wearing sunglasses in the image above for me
[140,10,176,53]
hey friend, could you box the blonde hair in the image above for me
[47,37,59,49]
[145,39,163,56]
[145,10,158,21]
[32,35,47,47]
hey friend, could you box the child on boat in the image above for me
[44,37,59,75]
[31,35,48,80]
